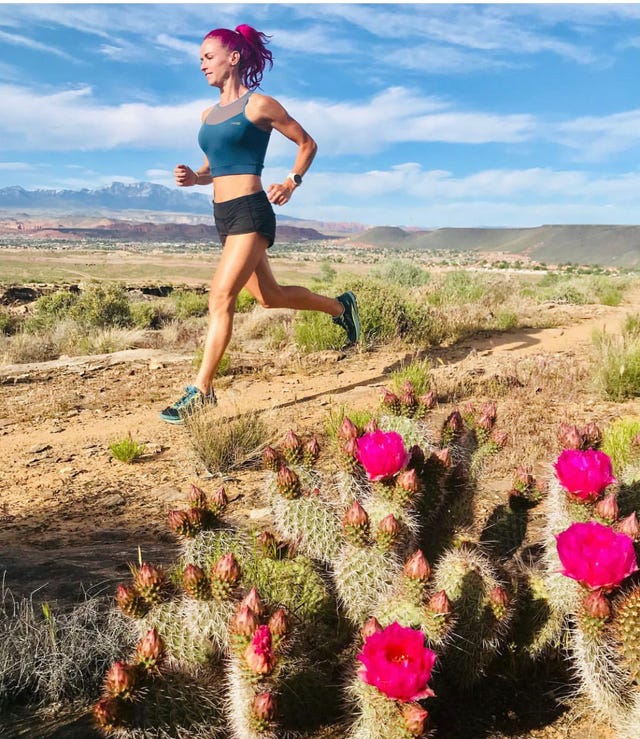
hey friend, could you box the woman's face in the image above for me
[199,37,238,88]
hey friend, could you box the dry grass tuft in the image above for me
[185,406,272,474]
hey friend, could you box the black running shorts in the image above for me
[213,190,276,248]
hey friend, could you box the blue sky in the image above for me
[1,2,640,228]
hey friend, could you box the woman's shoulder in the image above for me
[200,105,215,123]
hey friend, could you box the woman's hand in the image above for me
[174,164,198,187]
[267,181,296,206]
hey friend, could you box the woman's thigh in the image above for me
[210,232,270,301]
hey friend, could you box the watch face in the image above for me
[292,173,302,185]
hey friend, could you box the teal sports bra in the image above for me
[198,91,271,177]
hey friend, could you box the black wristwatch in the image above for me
[287,173,303,187]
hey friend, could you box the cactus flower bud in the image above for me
[581,422,602,449]
[135,628,165,671]
[114,583,148,619]
[595,493,619,523]
[558,422,583,450]
[582,589,611,621]
[489,586,510,619]
[132,563,166,605]
[244,625,275,675]
[377,514,400,550]
[212,552,241,584]
[404,550,431,582]
[282,429,303,464]
[303,435,321,464]
[618,512,640,540]
[407,444,425,471]
[209,486,228,516]
[268,607,290,638]
[342,436,360,459]
[104,661,139,699]
[167,509,192,537]
[252,691,277,721]
[343,500,369,546]
[513,466,535,493]
[240,587,266,618]
[396,468,420,495]
[402,702,429,737]
[490,429,509,448]
[182,564,210,600]
[338,416,358,440]
[363,418,379,434]
[380,387,401,413]
[186,506,206,532]
[188,483,208,509]
[256,530,278,557]
[93,696,125,730]
[276,465,301,499]
[262,445,281,472]
[361,616,383,639]
[428,590,452,615]
[433,447,452,468]
[232,603,260,638]
[419,389,437,411]
[443,410,464,436]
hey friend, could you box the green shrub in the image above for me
[25,290,79,332]
[493,310,519,331]
[371,259,429,288]
[69,284,133,328]
[601,417,640,473]
[130,301,163,329]
[389,358,432,396]
[109,435,146,463]
[171,290,208,319]
[333,276,441,347]
[623,313,640,338]
[591,327,640,401]
[0,308,20,336]
[294,311,346,352]
[426,271,487,306]
[235,288,257,313]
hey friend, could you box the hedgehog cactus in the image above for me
[281,429,304,466]
[276,465,301,500]
[115,583,149,619]
[210,552,242,600]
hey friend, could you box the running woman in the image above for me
[160,24,360,424]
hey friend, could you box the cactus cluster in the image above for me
[92,391,640,739]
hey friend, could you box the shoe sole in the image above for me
[159,414,186,425]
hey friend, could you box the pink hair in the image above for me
[204,24,273,89]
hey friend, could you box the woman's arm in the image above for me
[175,107,214,187]
[250,94,318,206]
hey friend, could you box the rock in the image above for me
[102,494,126,508]
[28,443,51,454]
[155,485,184,503]
[247,507,272,521]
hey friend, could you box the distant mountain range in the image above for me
[0,183,366,235]
[2,184,640,267]
[350,225,640,268]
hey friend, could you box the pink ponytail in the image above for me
[204,24,273,89]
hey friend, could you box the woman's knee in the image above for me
[208,289,237,315]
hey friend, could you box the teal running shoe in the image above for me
[332,291,361,344]
[160,385,217,424]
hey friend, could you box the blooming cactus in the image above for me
[554,449,616,501]
[556,521,638,590]
[356,430,410,482]
[357,621,437,702]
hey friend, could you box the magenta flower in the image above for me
[554,449,616,501]
[357,621,437,702]
[556,521,638,590]
[356,430,410,481]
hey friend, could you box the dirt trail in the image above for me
[1,293,638,738]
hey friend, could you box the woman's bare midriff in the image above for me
[212,174,264,203]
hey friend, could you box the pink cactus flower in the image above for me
[244,625,275,675]
[356,430,410,482]
[357,621,437,702]
[554,449,616,501]
[556,521,638,590]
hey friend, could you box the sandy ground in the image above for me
[1,292,639,738]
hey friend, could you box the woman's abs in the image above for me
[212,173,263,203]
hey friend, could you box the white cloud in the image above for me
[0,83,208,151]
[552,110,640,160]
[0,161,34,171]
[0,28,77,61]
[155,33,200,60]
